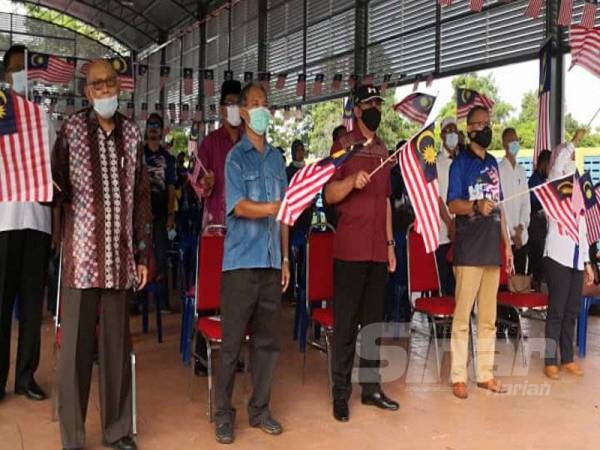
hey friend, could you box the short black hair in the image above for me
[502,127,517,140]
[332,125,347,142]
[146,112,163,128]
[240,82,267,106]
[220,79,242,105]
[537,149,552,166]
[291,139,304,158]
[466,105,489,125]
[3,44,27,70]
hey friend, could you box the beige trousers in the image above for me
[450,265,500,383]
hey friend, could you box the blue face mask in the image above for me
[508,140,520,156]
[247,106,271,135]
[93,94,119,119]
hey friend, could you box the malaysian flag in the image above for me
[194,104,203,122]
[183,68,194,95]
[570,25,600,78]
[331,73,343,92]
[534,38,552,167]
[244,71,254,83]
[581,1,598,29]
[381,74,392,94]
[155,102,163,113]
[394,93,437,126]
[470,0,484,12]
[348,74,357,90]
[275,73,287,90]
[64,97,75,115]
[140,102,148,120]
[312,73,324,96]
[296,74,306,97]
[525,0,544,19]
[0,88,52,202]
[456,88,495,119]
[587,182,600,245]
[160,65,170,89]
[27,52,75,84]
[188,121,200,158]
[558,0,574,26]
[224,70,234,81]
[277,141,363,226]
[343,98,354,131]
[181,103,190,122]
[203,69,215,96]
[137,64,148,77]
[534,173,578,242]
[258,72,271,92]
[79,57,134,91]
[168,103,176,123]
[295,104,302,121]
[438,0,453,5]
[399,123,440,253]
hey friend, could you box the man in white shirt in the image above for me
[436,117,459,295]
[498,127,530,274]
[0,45,53,402]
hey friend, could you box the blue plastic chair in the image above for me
[577,296,600,357]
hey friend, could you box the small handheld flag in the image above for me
[394,93,436,126]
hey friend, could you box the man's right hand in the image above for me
[202,170,215,190]
[353,171,370,190]
[269,201,282,217]
[477,199,495,217]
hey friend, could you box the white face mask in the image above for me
[226,105,242,127]
[10,70,27,96]
[444,132,458,150]
[93,95,119,119]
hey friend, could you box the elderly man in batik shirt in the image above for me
[52,59,151,450]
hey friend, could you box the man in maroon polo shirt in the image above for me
[324,84,398,422]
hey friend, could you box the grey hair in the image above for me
[240,81,268,106]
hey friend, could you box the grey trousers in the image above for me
[58,288,132,448]
[214,269,282,426]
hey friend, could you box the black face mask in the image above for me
[469,126,492,149]
[361,107,381,132]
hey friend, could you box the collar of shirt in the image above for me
[465,144,494,163]
[239,133,274,157]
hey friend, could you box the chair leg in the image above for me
[206,340,214,422]
[188,330,196,400]
[516,310,527,368]
[325,330,333,400]
[131,352,137,436]
[431,319,441,381]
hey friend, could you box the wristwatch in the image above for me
[387,239,396,247]
[283,257,290,265]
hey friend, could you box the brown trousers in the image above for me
[58,288,132,448]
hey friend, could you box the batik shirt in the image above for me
[52,108,152,289]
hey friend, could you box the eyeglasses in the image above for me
[146,122,162,129]
[87,76,118,91]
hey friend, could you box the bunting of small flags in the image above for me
[332,73,343,92]
[181,103,190,122]
[160,65,170,89]
[312,73,324,96]
[224,70,234,81]
[347,74,357,90]
[203,69,215,96]
[381,74,392,94]
[296,74,306,97]
[244,71,254,82]
[183,68,194,95]
[140,102,148,120]
[275,73,287,90]
[194,104,203,122]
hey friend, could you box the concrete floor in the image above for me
[1,304,600,450]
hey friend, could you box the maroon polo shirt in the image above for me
[329,128,392,263]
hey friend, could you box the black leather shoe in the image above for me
[251,415,283,435]
[15,380,47,401]
[104,436,137,450]
[215,422,234,444]
[333,399,349,422]
[361,391,399,411]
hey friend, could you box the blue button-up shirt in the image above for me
[223,134,287,272]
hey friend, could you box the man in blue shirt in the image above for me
[447,106,513,399]
[214,82,290,444]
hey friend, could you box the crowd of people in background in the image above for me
[0,43,597,450]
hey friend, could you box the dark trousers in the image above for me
[215,269,281,426]
[0,229,50,392]
[332,259,387,402]
[544,257,583,366]
[528,238,546,286]
[58,288,132,448]
[152,217,170,309]
[513,244,528,275]
[435,243,455,296]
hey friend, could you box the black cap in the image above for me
[353,84,384,105]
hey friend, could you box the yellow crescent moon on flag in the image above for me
[461,89,471,103]
[0,89,7,119]
[33,54,44,66]
[112,58,124,72]
[584,180,594,199]
[557,181,573,196]
[417,129,437,165]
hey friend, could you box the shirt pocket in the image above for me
[266,167,285,202]
[243,170,261,202]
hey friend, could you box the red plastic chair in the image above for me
[304,224,335,393]
[497,251,548,366]
[188,225,248,421]
[407,225,455,378]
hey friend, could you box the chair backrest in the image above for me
[406,225,441,294]
[195,233,225,312]
[306,225,335,304]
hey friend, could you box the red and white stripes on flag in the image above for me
[275,73,287,90]
[183,68,194,95]
[586,185,600,245]
[438,0,453,6]
[203,70,215,97]
[558,0,574,26]
[570,25,600,78]
[27,54,75,85]
[581,1,598,29]
[524,0,544,18]
[312,73,324,96]
[0,92,52,202]
[470,0,484,12]
[534,176,579,242]
[331,73,343,92]
[277,161,337,226]
[296,74,306,97]
[399,126,440,254]
[534,39,552,167]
